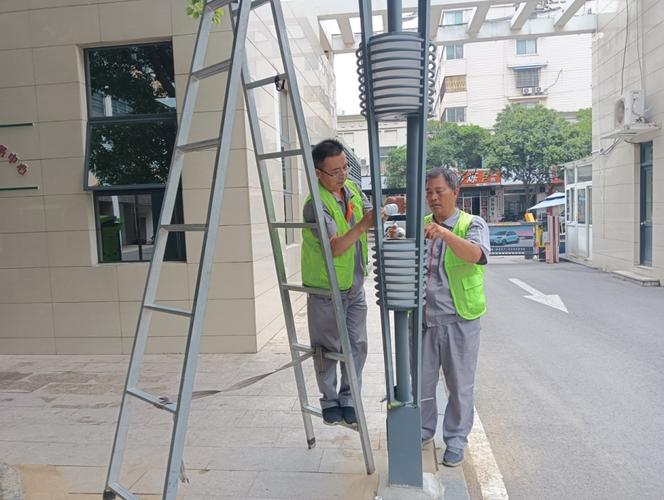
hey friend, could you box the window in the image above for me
[442,11,464,26]
[577,164,592,183]
[516,39,537,55]
[446,44,464,60]
[577,188,586,224]
[566,187,575,223]
[84,42,185,262]
[514,68,540,88]
[587,187,592,225]
[444,107,466,123]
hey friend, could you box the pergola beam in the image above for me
[554,0,587,28]
[510,0,539,31]
[467,4,490,36]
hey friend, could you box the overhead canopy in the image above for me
[528,193,565,211]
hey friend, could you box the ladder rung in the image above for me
[302,404,358,431]
[126,387,177,414]
[107,482,139,500]
[257,148,303,161]
[206,0,233,10]
[177,137,219,153]
[192,59,232,80]
[144,303,192,317]
[246,73,287,90]
[281,283,331,296]
[270,221,316,229]
[292,343,344,362]
[162,224,207,232]
[231,0,271,12]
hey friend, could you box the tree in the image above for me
[384,121,491,188]
[483,104,590,207]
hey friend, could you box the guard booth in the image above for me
[563,158,593,259]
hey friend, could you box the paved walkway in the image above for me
[0,280,468,499]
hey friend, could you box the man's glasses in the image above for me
[317,164,349,178]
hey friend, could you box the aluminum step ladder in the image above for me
[103,1,374,498]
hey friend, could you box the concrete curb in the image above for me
[0,463,22,500]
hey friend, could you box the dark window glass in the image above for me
[87,44,176,118]
[84,42,177,190]
[515,68,540,88]
[94,189,186,263]
[87,119,177,187]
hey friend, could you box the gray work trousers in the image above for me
[307,287,368,409]
[421,319,481,450]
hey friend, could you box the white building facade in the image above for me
[591,0,663,281]
[433,6,593,128]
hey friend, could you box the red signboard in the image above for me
[0,144,28,175]
[460,169,501,187]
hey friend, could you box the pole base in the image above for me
[376,472,444,500]
[386,403,423,487]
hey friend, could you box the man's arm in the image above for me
[424,216,490,265]
[329,209,374,257]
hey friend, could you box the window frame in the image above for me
[444,107,466,123]
[516,38,537,55]
[445,44,464,60]
[514,67,540,88]
[83,41,178,192]
[442,10,464,26]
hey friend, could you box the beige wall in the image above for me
[0,0,335,354]
[591,0,664,280]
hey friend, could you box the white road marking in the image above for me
[508,278,569,313]
[468,409,509,500]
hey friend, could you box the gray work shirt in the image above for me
[302,185,370,295]
[424,209,490,326]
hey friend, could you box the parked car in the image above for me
[491,230,520,246]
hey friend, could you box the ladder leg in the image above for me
[236,16,316,450]
[269,0,375,475]
[162,2,255,499]
[104,5,217,494]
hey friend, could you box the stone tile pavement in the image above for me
[0,282,469,499]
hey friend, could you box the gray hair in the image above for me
[425,167,460,190]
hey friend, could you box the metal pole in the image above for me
[387,0,402,32]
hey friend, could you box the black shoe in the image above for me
[322,406,343,426]
[342,406,357,426]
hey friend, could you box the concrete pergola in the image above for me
[316,0,596,53]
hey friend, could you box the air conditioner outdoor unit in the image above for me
[614,90,644,128]
[534,86,543,94]
[522,87,532,95]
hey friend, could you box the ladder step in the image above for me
[257,148,303,161]
[126,387,177,414]
[281,283,331,296]
[144,303,192,317]
[206,0,233,10]
[107,481,139,500]
[246,73,287,90]
[192,59,232,80]
[177,137,219,153]
[302,404,359,431]
[291,343,343,361]
[270,221,316,229]
[162,224,207,232]
[230,0,271,12]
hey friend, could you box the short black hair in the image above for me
[426,167,460,190]
[312,139,345,169]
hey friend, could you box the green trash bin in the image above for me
[99,215,124,262]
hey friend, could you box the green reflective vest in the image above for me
[301,180,368,291]
[424,210,487,320]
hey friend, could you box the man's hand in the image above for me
[385,195,406,214]
[424,223,450,241]
[359,208,375,231]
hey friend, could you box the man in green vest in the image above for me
[421,167,490,467]
[301,139,375,427]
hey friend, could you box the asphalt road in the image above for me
[473,257,664,500]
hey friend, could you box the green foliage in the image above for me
[384,121,491,188]
[483,104,591,206]
[186,0,224,24]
